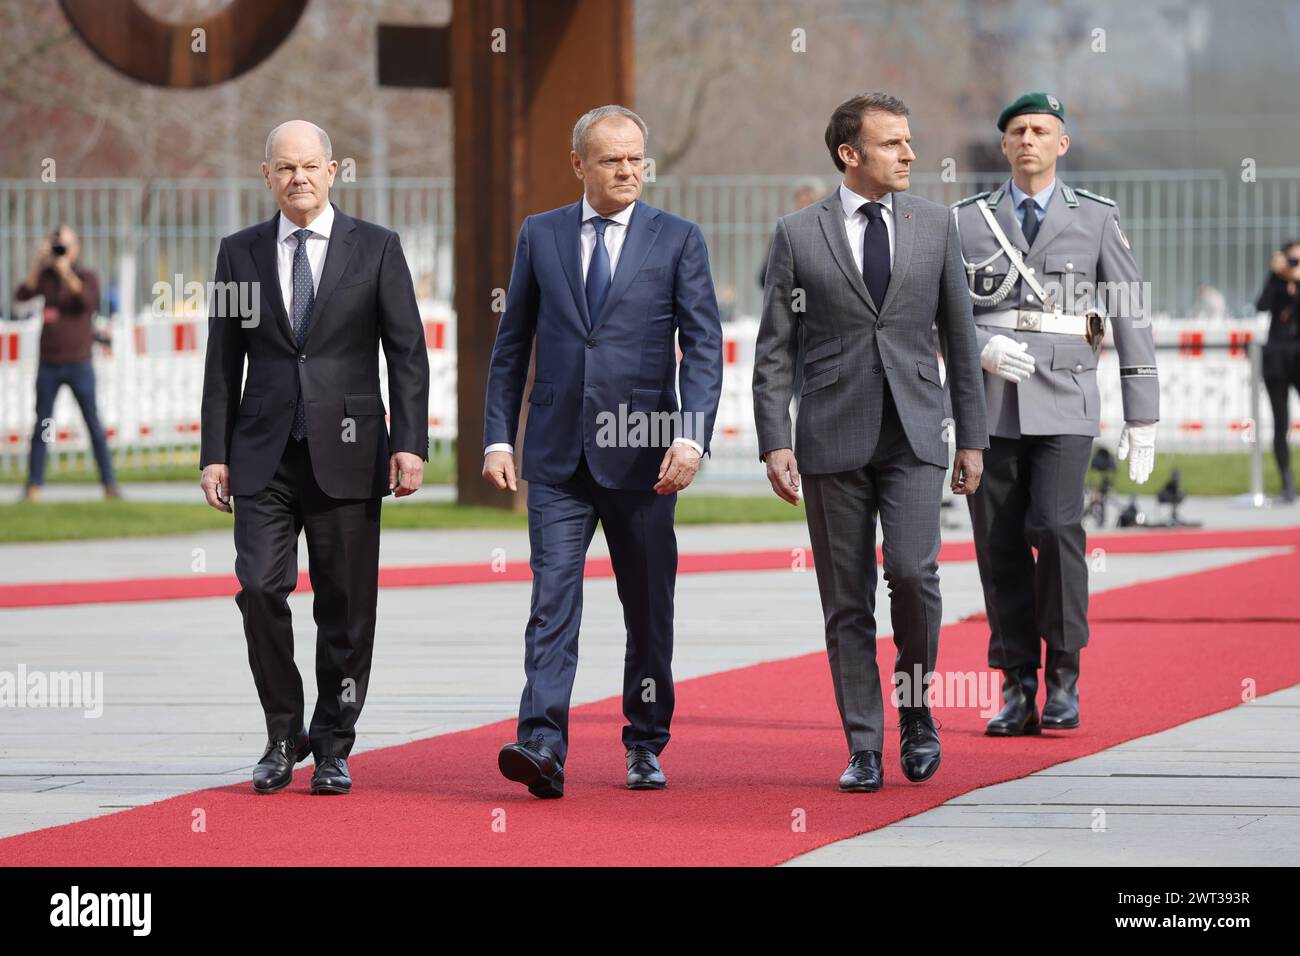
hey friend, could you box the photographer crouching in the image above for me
[14,224,120,501]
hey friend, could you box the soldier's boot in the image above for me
[1042,649,1081,730]
[985,667,1040,736]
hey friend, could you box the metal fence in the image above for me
[3,172,1299,484]
[4,170,1300,321]
[0,177,455,326]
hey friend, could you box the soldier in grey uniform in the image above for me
[951,93,1160,735]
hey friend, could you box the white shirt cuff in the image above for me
[484,443,514,456]
[672,437,704,456]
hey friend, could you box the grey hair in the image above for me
[264,121,333,164]
[571,105,648,156]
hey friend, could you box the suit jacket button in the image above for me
[298,354,306,363]
[877,321,887,329]
[586,339,596,349]
[872,364,883,373]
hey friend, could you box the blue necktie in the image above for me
[290,228,315,440]
[1020,198,1041,248]
[585,217,615,329]
[859,201,890,309]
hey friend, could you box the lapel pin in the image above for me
[904,212,911,219]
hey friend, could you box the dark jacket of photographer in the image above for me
[15,266,101,365]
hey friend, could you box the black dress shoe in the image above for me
[626,745,667,790]
[986,667,1041,736]
[1042,649,1081,729]
[899,707,941,782]
[838,750,883,792]
[498,737,564,798]
[311,756,352,795]
[252,731,311,794]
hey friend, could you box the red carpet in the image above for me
[4,525,1297,609]
[2,541,1297,866]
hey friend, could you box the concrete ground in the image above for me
[0,494,1296,864]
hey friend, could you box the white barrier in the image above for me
[2,310,1297,474]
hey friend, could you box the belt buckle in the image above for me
[1016,311,1040,332]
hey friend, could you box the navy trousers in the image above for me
[517,454,678,764]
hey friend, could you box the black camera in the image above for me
[49,230,67,258]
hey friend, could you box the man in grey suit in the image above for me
[952,93,1160,736]
[753,92,988,793]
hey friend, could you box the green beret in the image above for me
[997,92,1064,132]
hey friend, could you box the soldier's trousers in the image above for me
[967,434,1093,670]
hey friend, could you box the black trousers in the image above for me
[967,433,1093,671]
[518,453,678,765]
[1263,343,1300,477]
[232,434,382,758]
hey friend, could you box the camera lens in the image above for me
[1287,256,1300,267]
[51,243,67,257]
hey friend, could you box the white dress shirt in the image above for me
[839,181,895,273]
[276,202,334,332]
[1008,178,1056,232]
[484,195,703,459]
[580,195,634,278]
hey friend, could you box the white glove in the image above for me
[1117,422,1157,484]
[980,334,1036,384]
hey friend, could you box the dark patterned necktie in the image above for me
[1020,198,1041,248]
[585,217,615,329]
[858,201,890,309]
[290,227,315,440]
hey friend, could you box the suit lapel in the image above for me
[250,214,294,347]
[554,201,591,330]
[1027,180,1069,253]
[817,195,877,315]
[591,202,662,334]
[303,203,358,346]
[878,192,913,316]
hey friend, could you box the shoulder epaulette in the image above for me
[950,191,990,210]
[1074,187,1116,207]
[986,185,1006,208]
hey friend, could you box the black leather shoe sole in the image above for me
[1041,716,1080,730]
[310,778,351,795]
[499,747,563,799]
[838,777,883,793]
[627,776,666,791]
[985,720,1042,737]
[252,738,312,794]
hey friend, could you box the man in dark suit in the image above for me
[753,92,988,792]
[200,120,430,796]
[483,105,723,798]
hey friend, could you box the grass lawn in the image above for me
[0,494,807,544]
[0,451,1289,544]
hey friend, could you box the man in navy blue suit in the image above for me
[482,105,723,798]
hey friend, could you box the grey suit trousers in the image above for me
[802,387,946,754]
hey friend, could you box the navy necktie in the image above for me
[290,227,315,440]
[1020,198,1041,248]
[858,201,890,309]
[585,217,615,328]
